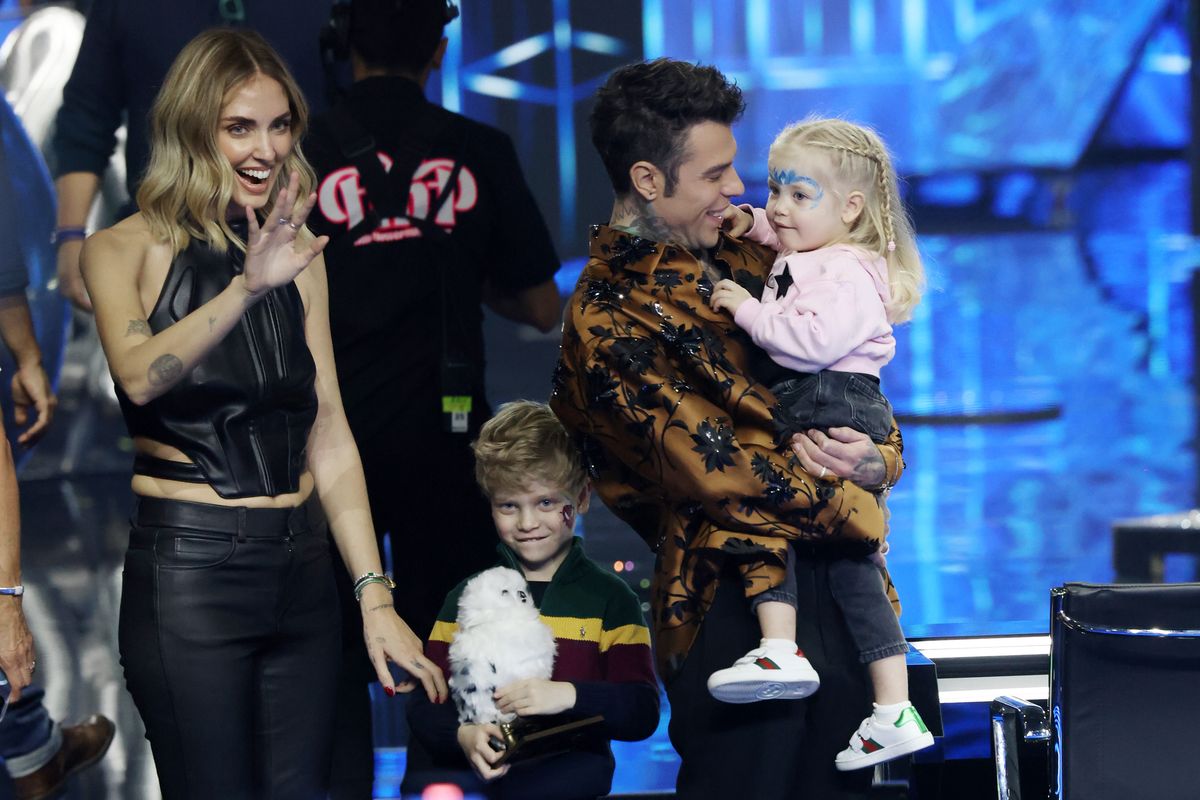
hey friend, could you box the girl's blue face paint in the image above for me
[764,151,851,254]
[768,167,824,209]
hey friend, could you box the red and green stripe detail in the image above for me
[752,648,805,670]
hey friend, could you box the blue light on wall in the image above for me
[438,4,632,246]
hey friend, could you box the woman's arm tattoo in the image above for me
[125,319,151,337]
[147,354,183,387]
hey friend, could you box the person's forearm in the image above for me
[0,295,41,368]
[0,435,22,587]
[55,172,101,230]
[56,172,104,310]
[571,680,659,741]
[307,410,382,581]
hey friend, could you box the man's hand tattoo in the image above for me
[147,354,182,387]
[850,450,886,490]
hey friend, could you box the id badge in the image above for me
[441,360,474,434]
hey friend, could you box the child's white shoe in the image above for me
[834,703,934,771]
[706,640,820,703]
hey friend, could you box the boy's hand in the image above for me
[494,678,576,717]
[457,723,510,781]
[720,204,754,238]
[710,279,752,315]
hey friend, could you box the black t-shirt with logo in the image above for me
[305,77,559,464]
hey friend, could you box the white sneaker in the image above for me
[706,645,820,703]
[834,705,935,771]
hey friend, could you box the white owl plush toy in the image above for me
[448,566,557,725]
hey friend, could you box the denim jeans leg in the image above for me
[750,543,798,613]
[0,684,61,777]
[827,559,908,663]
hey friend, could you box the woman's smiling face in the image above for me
[216,73,294,212]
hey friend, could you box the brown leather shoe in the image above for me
[13,714,116,800]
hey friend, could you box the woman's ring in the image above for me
[277,217,290,226]
[817,465,827,479]
[28,661,35,672]
[287,221,301,231]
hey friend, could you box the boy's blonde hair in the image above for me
[771,117,924,323]
[137,28,316,257]
[472,401,588,500]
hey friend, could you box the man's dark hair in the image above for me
[589,58,745,197]
[350,0,450,75]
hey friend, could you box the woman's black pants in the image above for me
[119,496,341,800]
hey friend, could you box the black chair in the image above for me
[992,582,1200,800]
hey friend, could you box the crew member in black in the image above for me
[305,1,561,795]
[79,30,446,800]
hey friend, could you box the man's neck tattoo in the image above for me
[610,196,674,244]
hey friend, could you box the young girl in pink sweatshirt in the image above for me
[709,117,930,771]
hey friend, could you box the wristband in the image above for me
[353,572,395,602]
[0,585,24,597]
[51,227,87,248]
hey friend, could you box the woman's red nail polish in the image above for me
[384,686,395,697]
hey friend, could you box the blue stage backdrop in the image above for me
[435,0,1195,645]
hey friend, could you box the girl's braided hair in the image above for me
[771,117,924,323]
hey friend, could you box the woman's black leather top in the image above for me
[116,228,318,499]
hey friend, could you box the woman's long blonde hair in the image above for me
[771,117,924,323]
[136,28,315,255]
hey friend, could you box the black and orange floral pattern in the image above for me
[551,225,904,677]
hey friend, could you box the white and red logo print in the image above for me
[317,152,478,246]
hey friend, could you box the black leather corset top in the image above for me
[116,230,319,499]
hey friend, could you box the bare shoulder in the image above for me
[81,214,158,274]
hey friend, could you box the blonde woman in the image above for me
[81,29,446,799]
[709,116,931,771]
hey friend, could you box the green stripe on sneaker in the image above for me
[753,656,780,670]
[895,706,929,734]
[860,738,884,754]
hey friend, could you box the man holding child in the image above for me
[549,58,905,798]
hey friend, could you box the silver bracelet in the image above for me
[352,572,395,602]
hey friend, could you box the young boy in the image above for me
[404,401,660,799]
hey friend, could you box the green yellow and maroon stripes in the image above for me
[423,538,656,689]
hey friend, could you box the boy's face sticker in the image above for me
[490,480,578,579]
